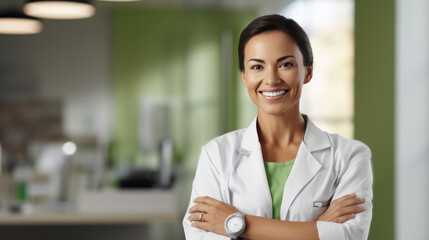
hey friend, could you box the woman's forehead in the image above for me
[244,31,301,60]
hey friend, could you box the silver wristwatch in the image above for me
[224,212,246,239]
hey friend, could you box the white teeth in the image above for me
[261,90,286,97]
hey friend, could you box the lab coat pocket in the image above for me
[312,199,330,220]
[313,200,330,208]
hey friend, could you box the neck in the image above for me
[256,107,306,147]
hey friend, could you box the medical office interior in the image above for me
[0,0,426,239]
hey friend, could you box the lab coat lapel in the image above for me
[236,117,273,218]
[281,118,331,219]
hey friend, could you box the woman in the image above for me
[183,14,372,240]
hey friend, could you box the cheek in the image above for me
[280,70,300,83]
[243,74,261,90]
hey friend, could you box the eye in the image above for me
[250,65,263,70]
[280,62,294,68]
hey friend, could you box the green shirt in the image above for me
[264,159,295,220]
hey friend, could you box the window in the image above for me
[281,0,355,138]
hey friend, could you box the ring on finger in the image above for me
[199,213,204,222]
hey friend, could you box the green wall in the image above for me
[113,8,187,165]
[112,8,255,168]
[355,1,395,239]
[226,12,259,131]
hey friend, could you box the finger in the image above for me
[335,214,356,223]
[339,197,366,207]
[188,213,203,222]
[193,196,219,205]
[339,206,365,216]
[332,193,356,205]
[332,194,365,207]
[189,204,209,213]
[191,220,210,231]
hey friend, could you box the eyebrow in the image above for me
[247,55,295,63]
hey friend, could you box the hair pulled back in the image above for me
[238,14,313,71]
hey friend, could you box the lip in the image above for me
[258,89,288,93]
[258,89,289,101]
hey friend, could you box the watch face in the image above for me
[227,216,244,232]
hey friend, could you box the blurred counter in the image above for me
[0,189,179,225]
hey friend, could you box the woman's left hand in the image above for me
[188,196,240,236]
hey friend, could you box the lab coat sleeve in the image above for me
[317,142,373,240]
[183,146,230,240]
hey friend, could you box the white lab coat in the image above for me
[183,116,373,240]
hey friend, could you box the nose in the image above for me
[264,67,281,85]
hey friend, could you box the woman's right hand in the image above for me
[317,193,365,223]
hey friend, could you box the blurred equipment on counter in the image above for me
[121,98,175,189]
[29,137,104,210]
[158,138,173,188]
[118,168,159,189]
[139,98,171,153]
[58,141,77,202]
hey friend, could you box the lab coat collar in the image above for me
[302,115,331,152]
[236,115,331,218]
[240,115,331,154]
[236,116,272,217]
[239,117,260,155]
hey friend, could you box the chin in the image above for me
[257,103,297,117]
[259,107,289,116]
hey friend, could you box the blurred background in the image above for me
[0,0,427,239]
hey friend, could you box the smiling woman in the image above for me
[241,31,311,119]
[183,14,373,240]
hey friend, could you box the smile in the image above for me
[260,90,287,97]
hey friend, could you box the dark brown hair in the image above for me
[238,14,313,71]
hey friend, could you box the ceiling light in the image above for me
[0,12,42,35]
[23,0,95,20]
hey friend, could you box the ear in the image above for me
[304,65,313,84]
[241,71,247,87]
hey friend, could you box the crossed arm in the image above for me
[187,193,365,240]
[184,144,373,239]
